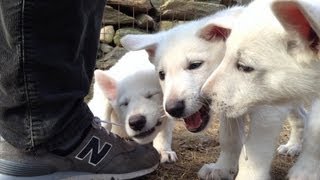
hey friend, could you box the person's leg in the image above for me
[0,0,160,179]
[0,0,103,151]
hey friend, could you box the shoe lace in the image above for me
[92,117,132,141]
[94,117,124,127]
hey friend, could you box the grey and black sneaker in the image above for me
[0,118,160,180]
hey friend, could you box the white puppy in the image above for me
[201,0,320,179]
[121,7,245,179]
[121,6,307,180]
[88,50,177,163]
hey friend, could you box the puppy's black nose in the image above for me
[165,100,185,118]
[129,115,146,131]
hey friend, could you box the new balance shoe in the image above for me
[0,118,160,180]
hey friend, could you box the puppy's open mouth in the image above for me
[133,120,162,139]
[183,102,210,133]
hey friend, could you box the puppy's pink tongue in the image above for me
[184,112,202,131]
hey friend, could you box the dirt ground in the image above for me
[140,120,296,180]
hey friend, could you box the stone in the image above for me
[236,0,252,5]
[220,0,238,6]
[113,28,145,46]
[102,6,135,25]
[107,0,153,13]
[99,26,115,44]
[96,47,128,70]
[100,43,114,54]
[160,0,225,20]
[159,20,185,31]
[196,0,221,3]
[150,0,163,10]
[136,14,157,31]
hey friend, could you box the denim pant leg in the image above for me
[0,0,106,152]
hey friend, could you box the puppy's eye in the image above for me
[159,70,165,80]
[236,62,254,73]
[145,94,153,99]
[120,101,129,107]
[188,61,203,70]
[145,92,159,99]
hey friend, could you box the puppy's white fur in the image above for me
[88,50,177,163]
[201,0,320,179]
[121,6,307,180]
[121,9,238,119]
[274,1,320,179]
[202,0,319,118]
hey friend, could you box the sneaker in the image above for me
[0,118,160,180]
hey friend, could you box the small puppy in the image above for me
[88,50,177,163]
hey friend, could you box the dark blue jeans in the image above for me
[0,0,105,152]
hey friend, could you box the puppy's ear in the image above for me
[198,25,231,41]
[94,70,117,102]
[197,6,243,41]
[272,1,320,51]
[120,34,162,62]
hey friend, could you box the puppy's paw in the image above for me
[198,163,236,180]
[277,143,302,156]
[159,150,178,163]
[289,159,320,180]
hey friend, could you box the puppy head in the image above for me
[121,7,243,132]
[201,0,320,118]
[95,69,165,144]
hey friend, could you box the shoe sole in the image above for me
[0,163,158,180]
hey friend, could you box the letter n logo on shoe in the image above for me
[75,136,112,166]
